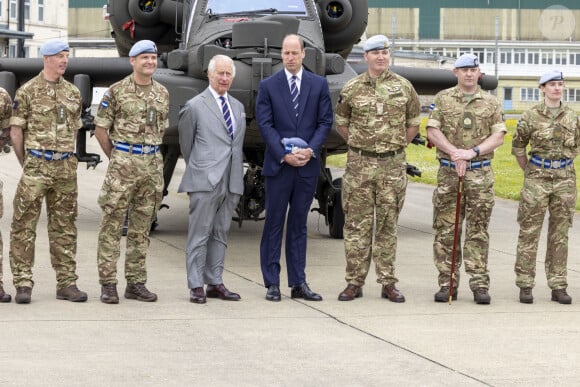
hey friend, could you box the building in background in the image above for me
[367,0,580,111]
[0,0,70,58]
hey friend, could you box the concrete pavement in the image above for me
[0,142,579,386]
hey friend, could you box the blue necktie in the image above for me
[290,75,299,117]
[219,96,234,138]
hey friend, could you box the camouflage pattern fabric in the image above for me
[95,74,168,285]
[427,86,506,160]
[432,166,494,290]
[0,87,11,288]
[9,74,82,290]
[10,71,82,152]
[335,70,421,152]
[427,85,506,290]
[512,102,579,290]
[336,69,420,286]
[94,74,169,145]
[342,152,407,285]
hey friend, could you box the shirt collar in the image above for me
[208,85,228,101]
[285,67,303,82]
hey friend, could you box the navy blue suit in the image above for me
[256,68,333,287]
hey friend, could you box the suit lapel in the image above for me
[296,71,311,125]
[202,89,232,138]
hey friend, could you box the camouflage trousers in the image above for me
[432,166,494,290]
[97,151,163,285]
[515,165,576,290]
[10,156,79,289]
[342,151,407,286]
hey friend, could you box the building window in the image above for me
[0,0,2,17]
[9,0,16,19]
[485,51,494,64]
[500,50,512,64]
[554,52,567,65]
[569,53,580,66]
[38,0,43,21]
[24,0,29,20]
[514,50,525,64]
[527,52,539,65]
[520,88,540,102]
[564,89,580,103]
[541,52,553,65]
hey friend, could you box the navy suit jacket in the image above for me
[256,69,333,177]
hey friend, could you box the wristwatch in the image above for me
[472,146,480,158]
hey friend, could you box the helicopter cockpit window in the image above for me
[206,0,307,15]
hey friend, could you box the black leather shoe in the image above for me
[291,283,322,301]
[266,285,281,302]
[190,287,207,304]
[206,284,241,301]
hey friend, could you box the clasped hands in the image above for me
[284,148,312,167]
[450,148,477,177]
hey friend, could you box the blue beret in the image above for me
[539,69,564,85]
[454,54,479,68]
[39,39,69,56]
[128,40,157,57]
[364,35,390,52]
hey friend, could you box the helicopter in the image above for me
[0,0,498,239]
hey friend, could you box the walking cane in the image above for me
[449,176,463,304]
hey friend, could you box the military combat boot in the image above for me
[434,286,458,302]
[56,284,88,302]
[15,286,32,304]
[0,284,11,303]
[551,288,572,304]
[519,288,533,304]
[473,288,491,304]
[100,284,119,304]
[125,283,157,302]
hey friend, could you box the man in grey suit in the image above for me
[178,55,246,304]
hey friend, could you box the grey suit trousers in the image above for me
[185,168,241,289]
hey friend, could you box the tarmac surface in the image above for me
[1,141,579,386]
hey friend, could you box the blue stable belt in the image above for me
[114,142,160,155]
[28,149,73,161]
[439,158,491,170]
[530,155,572,169]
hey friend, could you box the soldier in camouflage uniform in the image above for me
[335,35,420,302]
[0,87,12,303]
[9,39,87,304]
[426,53,506,305]
[94,40,169,304]
[512,70,579,305]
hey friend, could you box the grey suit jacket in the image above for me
[177,87,246,195]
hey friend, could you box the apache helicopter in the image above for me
[0,0,498,239]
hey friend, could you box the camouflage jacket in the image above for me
[512,101,579,159]
[10,71,82,152]
[95,74,169,145]
[0,87,11,129]
[335,69,421,152]
[427,85,506,160]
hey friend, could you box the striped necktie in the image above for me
[219,96,234,138]
[290,75,299,117]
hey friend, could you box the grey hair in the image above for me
[208,55,236,78]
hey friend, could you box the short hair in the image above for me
[283,34,304,49]
[208,55,236,78]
